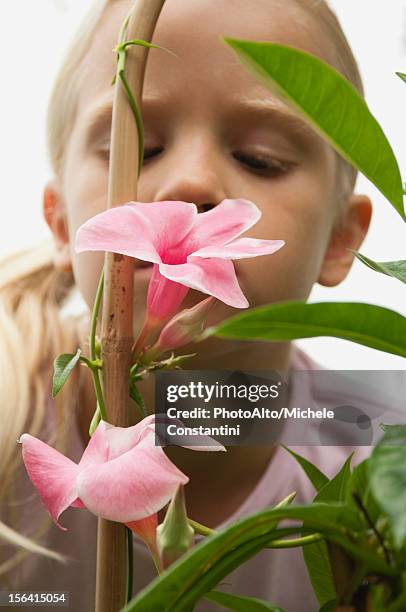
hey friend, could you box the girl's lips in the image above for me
[135,261,153,270]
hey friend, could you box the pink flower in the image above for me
[146,297,216,358]
[75,199,284,321]
[19,415,224,531]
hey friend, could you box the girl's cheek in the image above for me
[71,250,104,312]
[66,163,109,233]
[234,192,333,304]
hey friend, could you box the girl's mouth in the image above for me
[135,260,153,269]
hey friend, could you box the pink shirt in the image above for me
[1,347,371,611]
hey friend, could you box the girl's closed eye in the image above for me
[94,138,296,179]
[140,143,295,178]
[232,150,296,178]
[143,145,164,162]
[94,142,163,163]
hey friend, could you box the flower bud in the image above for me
[126,513,158,557]
[156,485,194,569]
[149,297,216,358]
[89,404,101,437]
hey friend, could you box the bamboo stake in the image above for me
[95,2,165,610]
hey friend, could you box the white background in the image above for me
[0,0,405,369]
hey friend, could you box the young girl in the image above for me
[1,0,374,609]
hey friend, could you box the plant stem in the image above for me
[118,69,144,174]
[116,21,144,175]
[352,492,392,566]
[95,2,166,610]
[79,355,102,369]
[116,39,175,175]
[90,269,104,360]
[188,518,215,537]
[342,562,368,606]
[266,533,323,549]
[88,269,107,421]
[126,527,133,603]
[188,518,323,549]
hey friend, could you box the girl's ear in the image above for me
[318,194,372,287]
[43,180,72,273]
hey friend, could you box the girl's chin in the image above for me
[133,262,153,281]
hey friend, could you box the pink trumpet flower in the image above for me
[146,296,216,359]
[18,415,225,532]
[75,199,284,321]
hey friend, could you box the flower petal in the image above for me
[191,238,285,260]
[99,415,157,461]
[78,421,110,470]
[153,414,226,452]
[19,434,79,530]
[135,201,198,261]
[100,414,226,455]
[75,205,161,263]
[147,264,189,320]
[153,297,216,353]
[77,432,189,522]
[125,514,158,556]
[159,259,248,308]
[172,438,226,452]
[75,201,198,262]
[190,199,261,248]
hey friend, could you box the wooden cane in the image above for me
[95,1,165,610]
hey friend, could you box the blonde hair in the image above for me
[0,243,85,578]
[0,0,363,578]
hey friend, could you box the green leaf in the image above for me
[304,539,336,608]
[319,601,338,612]
[119,38,177,57]
[205,301,406,358]
[380,423,401,432]
[396,72,406,84]
[282,446,329,492]
[370,425,406,548]
[205,590,284,611]
[302,455,353,606]
[315,454,353,504]
[386,574,406,611]
[223,39,405,220]
[351,251,406,285]
[346,459,382,524]
[123,503,390,612]
[52,349,81,397]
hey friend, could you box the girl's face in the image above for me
[46,0,371,340]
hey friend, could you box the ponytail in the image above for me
[0,240,86,578]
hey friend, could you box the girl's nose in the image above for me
[152,137,227,212]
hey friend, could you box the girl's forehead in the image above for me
[83,0,333,81]
[78,0,333,119]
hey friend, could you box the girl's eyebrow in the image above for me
[83,95,319,148]
[230,96,319,142]
[83,93,166,147]
[84,100,114,146]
